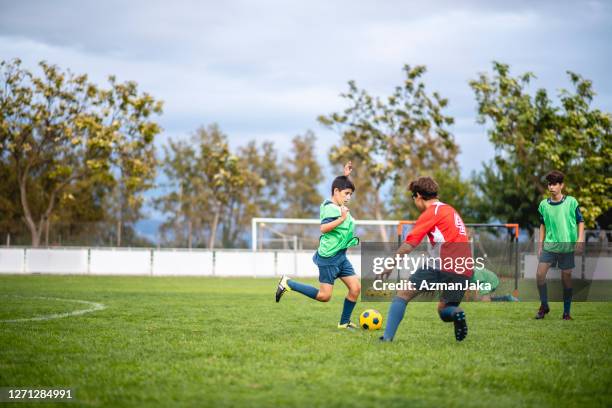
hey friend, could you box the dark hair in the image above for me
[331,176,355,195]
[545,170,565,185]
[409,176,438,200]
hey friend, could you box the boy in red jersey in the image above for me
[380,177,472,342]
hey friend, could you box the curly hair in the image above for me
[408,177,439,200]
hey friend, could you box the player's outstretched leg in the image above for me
[380,297,407,341]
[438,302,468,342]
[490,294,519,302]
[275,275,319,303]
[380,289,421,342]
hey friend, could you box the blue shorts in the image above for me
[539,250,575,270]
[313,250,355,285]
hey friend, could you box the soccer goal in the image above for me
[251,217,401,251]
[397,221,521,296]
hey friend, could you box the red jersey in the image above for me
[405,202,473,277]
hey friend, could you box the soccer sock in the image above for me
[287,279,319,300]
[491,294,513,302]
[537,283,548,306]
[382,297,408,341]
[439,306,458,322]
[563,287,573,314]
[340,298,356,324]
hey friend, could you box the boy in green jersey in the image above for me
[275,162,361,329]
[535,170,585,320]
[469,267,518,301]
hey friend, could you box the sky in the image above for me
[1,0,610,199]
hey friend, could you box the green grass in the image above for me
[1,275,611,408]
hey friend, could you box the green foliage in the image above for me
[391,168,481,223]
[222,139,281,247]
[0,59,162,246]
[321,65,471,234]
[156,124,280,248]
[104,77,162,245]
[154,136,202,247]
[282,131,323,218]
[470,62,612,231]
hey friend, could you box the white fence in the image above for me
[0,247,609,279]
[0,248,362,277]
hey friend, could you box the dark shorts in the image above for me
[409,268,469,304]
[539,250,575,270]
[313,250,355,285]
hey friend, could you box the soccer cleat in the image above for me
[535,304,550,319]
[275,275,291,303]
[453,311,468,342]
[337,321,358,330]
[562,313,573,320]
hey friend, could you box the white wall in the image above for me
[90,249,152,275]
[153,250,213,276]
[27,248,88,274]
[0,248,25,273]
[3,248,608,279]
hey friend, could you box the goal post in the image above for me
[251,217,401,251]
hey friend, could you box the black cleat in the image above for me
[535,304,550,319]
[453,311,468,341]
[275,275,290,303]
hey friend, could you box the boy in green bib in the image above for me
[535,170,585,320]
[275,162,361,329]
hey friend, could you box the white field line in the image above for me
[0,296,106,323]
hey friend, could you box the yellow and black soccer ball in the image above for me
[359,309,383,331]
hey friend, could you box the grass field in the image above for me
[1,275,611,408]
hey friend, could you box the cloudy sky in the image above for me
[1,0,610,180]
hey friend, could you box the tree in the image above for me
[0,59,162,246]
[155,138,205,248]
[104,77,161,246]
[155,125,250,249]
[390,168,481,223]
[221,140,280,247]
[196,125,247,249]
[319,65,461,239]
[470,62,611,232]
[282,131,323,218]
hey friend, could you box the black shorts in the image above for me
[409,268,469,304]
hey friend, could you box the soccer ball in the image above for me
[359,309,383,331]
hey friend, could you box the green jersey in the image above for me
[470,267,500,295]
[538,195,584,253]
[317,200,359,257]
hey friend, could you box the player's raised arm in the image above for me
[343,161,353,177]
